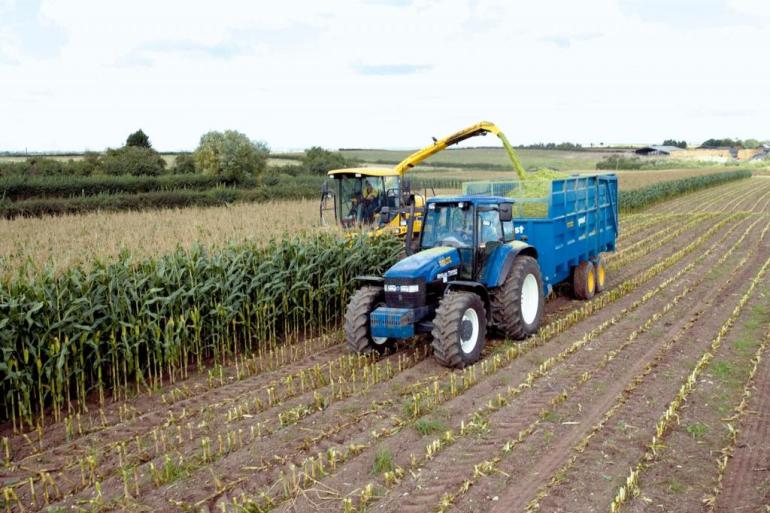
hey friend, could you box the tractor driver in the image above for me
[362,180,381,221]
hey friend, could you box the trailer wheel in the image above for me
[573,260,596,300]
[594,255,607,293]
[431,292,487,369]
[344,286,394,355]
[490,255,544,339]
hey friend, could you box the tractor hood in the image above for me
[384,247,461,282]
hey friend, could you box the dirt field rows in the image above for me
[3,177,770,513]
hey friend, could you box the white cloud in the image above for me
[0,0,768,151]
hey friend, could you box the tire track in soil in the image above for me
[713,330,770,513]
[729,178,770,213]
[657,179,752,214]
[7,332,347,460]
[622,290,770,513]
[262,214,751,513]
[369,215,765,513]
[517,228,770,513]
[31,346,434,511]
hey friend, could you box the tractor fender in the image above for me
[485,241,539,289]
[444,281,491,321]
[354,276,384,288]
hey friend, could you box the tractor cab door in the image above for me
[475,207,505,278]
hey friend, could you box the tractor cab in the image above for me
[419,198,515,280]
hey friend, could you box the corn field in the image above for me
[0,233,402,429]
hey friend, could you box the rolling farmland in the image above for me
[2,175,770,512]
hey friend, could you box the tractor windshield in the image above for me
[421,203,474,250]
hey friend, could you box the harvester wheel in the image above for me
[490,255,544,339]
[594,255,607,292]
[573,260,596,300]
[344,286,394,355]
[431,292,487,369]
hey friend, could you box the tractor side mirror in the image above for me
[499,203,513,222]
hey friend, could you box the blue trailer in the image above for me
[344,174,619,368]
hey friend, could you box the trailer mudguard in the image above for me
[481,241,538,289]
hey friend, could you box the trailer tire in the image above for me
[594,255,607,293]
[431,292,487,369]
[344,286,394,355]
[573,260,596,300]
[490,255,544,339]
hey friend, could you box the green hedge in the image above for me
[618,169,751,211]
[0,174,257,201]
[0,183,323,219]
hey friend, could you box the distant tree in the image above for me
[126,129,152,149]
[193,130,269,180]
[102,146,166,176]
[742,138,760,149]
[701,138,741,148]
[662,139,687,149]
[301,147,351,174]
[172,153,197,174]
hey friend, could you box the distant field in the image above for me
[338,147,626,171]
[0,199,325,281]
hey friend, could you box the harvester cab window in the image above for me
[383,176,401,210]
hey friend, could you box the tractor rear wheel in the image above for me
[490,255,544,339]
[344,286,394,355]
[431,292,487,368]
[573,260,596,300]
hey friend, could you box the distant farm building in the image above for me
[634,145,685,156]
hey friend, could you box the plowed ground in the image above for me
[3,176,770,513]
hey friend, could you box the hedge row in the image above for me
[0,184,320,219]
[0,174,258,201]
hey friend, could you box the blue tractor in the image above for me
[344,175,618,368]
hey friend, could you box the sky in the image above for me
[1,0,769,152]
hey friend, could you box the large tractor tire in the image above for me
[344,286,394,355]
[573,260,596,300]
[490,255,544,339]
[431,292,487,369]
[594,255,607,293]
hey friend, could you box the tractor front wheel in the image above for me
[490,255,544,339]
[344,286,394,355]
[431,292,487,368]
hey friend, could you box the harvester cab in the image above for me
[344,174,619,369]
